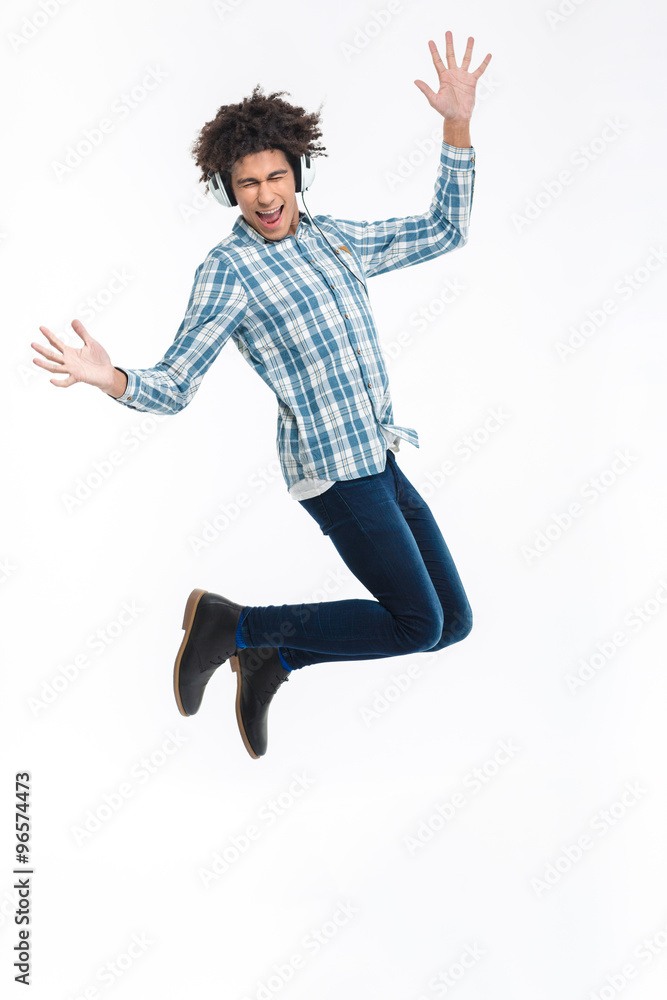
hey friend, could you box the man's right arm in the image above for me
[105,254,248,414]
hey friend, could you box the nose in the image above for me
[256,181,277,205]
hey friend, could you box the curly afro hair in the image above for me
[191,84,327,196]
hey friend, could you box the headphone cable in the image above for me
[299,189,370,300]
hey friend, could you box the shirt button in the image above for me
[357,349,361,354]
[367,382,371,388]
[345,314,349,319]
[127,395,133,401]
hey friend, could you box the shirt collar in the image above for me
[232,210,311,246]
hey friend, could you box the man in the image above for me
[32,31,492,759]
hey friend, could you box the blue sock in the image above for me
[235,609,248,649]
[278,649,292,672]
[236,610,291,671]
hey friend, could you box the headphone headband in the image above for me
[208,151,315,208]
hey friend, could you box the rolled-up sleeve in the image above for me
[106,253,248,413]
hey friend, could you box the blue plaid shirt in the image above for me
[109,140,475,495]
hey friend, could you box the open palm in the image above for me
[31,319,112,389]
[414,31,492,120]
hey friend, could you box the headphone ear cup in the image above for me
[209,155,314,205]
[291,153,315,193]
[291,155,302,194]
[208,170,236,207]
[300,153,315,193]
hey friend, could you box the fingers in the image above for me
[33,324,78,386]
[444,30,457,69]
[32,328,66,373]
[472,52,493,79]
[459,36,475,73]
[431,31,464,73]
[428,38,448,78]
[414,78,437,105]
[428,32,491,80]
[71,318,89,343]
[33,357,68,374]
[37,324,65,352]
[31,340,63,364]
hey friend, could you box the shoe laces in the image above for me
[255,669,290,706]
[207,644,236,669]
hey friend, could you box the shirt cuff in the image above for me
[441,141,475,170]
[107,366,138,405]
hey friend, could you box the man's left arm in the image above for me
[329,32,491,279]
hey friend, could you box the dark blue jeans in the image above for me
[238,449,473,669]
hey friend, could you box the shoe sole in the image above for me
[229,655,260,759]
[173,588,208,717]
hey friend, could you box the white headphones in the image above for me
[207,148,369,297]
[208,151,316,208]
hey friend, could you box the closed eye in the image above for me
[239,170,288,187]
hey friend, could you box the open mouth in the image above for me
[256,205,283,228]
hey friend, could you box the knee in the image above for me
[399,606,445,654]
[432,602,473,650]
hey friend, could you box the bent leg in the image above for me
[388,449,473,651]
[281,450,473,668]
[239,457,444,666]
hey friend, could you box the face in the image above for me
[230,148,301,241]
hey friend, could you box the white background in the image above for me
[2,0,667,997]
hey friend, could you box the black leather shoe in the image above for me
[229,647,291,758]
[174,589,245,717]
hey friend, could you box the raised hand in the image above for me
[414,31,492,121]
[31,319,115,391]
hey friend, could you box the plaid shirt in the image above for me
[110,140,475,494]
